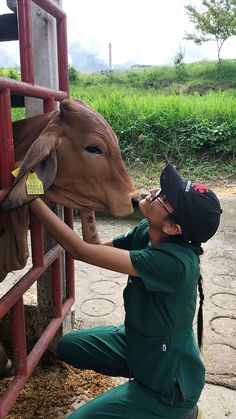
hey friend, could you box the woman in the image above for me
[29,163,222,419]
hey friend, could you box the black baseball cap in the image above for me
[160,163,222,243]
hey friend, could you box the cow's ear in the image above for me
[1,132,61,212]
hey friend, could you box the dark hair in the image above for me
[191,242,204,351]
[197,274,204,350]
[168,227,205,351]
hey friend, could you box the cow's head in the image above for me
[1,99,140,217]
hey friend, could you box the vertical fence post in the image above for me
[0,89,15,188]
[11,299,28,376]
[17,0,35,84]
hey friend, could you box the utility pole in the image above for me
[108,42,112,73]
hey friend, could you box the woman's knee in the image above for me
[56,329,96,368]
[57,333,73,362]
[56,331,84,365]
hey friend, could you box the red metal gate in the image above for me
[0,1,75,417]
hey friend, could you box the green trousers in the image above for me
[57,325,196,419]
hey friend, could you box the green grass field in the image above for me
[68,61,236,184]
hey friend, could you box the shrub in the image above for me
[7,68,20,80]
[68,66,78,82]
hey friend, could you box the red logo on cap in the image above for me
[192,182,209,193]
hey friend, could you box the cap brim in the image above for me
[160,163,186,209]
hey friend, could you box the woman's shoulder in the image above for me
[158,241,192,252]
[156,241,199,264]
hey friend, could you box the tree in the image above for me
[173,45,186,80]
[173,45,186,67]
[184,0,236,62]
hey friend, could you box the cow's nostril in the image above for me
[132,197,141,209]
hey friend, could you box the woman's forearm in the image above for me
[29,199,137,275]
[29,198,87,259]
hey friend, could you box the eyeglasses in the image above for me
[150,189,172,215]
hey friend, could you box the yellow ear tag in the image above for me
[12,167,21,178]
[26,172,44,195]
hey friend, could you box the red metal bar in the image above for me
[66,253,75,300]
[17,0,35,84]
[33,0,66,19]
[51,257,62,317]
[64,208,74,234]
[0,297,74,419]
[0,89,15,188]
[0,77,67,101]
[0,244,63,318]
[43,96,55,112]
[11,299,28,376]
[57,17,69,93]
[64,208,75,300]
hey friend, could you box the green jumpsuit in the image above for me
[57,219,205,419]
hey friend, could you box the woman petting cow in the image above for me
[28,162,222,419]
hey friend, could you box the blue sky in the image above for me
[0,0,235,67]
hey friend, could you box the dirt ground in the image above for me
[209,183,236,197]
[0,181,235,418]
[1,360,115,419]
[0,357,236,419]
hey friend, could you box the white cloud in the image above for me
[0,0,235,67]
[63,0,236,65]
[0,42,19,67]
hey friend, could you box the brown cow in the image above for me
[3,98,138,215]
[0,98,139,281]
[0,98,140,375]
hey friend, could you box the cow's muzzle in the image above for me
[132,197,141,210]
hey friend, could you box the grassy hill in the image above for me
[72,59,236,92]
[1,60,236,186]
[68,60,236,186]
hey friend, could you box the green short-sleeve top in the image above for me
[113,218,205,406]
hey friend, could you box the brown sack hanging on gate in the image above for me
[0,207,29,282]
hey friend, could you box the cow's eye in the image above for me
[84,145,102,154]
